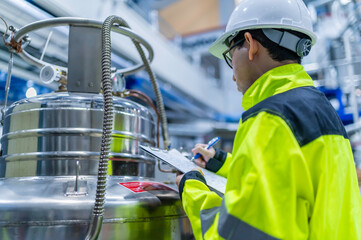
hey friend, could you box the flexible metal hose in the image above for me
[85,15,120,240]
[132,43,170,149]
[86,15,171,240]
[99,16,170,149]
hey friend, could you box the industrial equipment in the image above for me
[0,16,192,240]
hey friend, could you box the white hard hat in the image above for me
[209,0,317,59]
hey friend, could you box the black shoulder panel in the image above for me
[242,87,348,147]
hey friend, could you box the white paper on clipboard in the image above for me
[139,145,226,194]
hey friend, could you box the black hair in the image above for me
[231,29,311,64]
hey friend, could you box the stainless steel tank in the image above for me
[0,92,192,240]
[0,92,156,178]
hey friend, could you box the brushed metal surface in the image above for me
[0,176,193,240]
[0,92,156,178]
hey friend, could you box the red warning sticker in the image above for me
[119,181,176,193]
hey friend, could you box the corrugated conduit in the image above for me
[85,15,170,240]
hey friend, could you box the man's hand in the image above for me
[192,144,216,168]
[176,169,204,188]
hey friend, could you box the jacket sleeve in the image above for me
[179,170,223,240]
[205,149,232,178]
[180,112,313,240]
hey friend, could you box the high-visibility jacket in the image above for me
[179,64,361,240]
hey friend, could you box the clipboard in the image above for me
[139,145,227,194]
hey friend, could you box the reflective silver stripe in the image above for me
[200,206,220,237]
[218,200,279,240]
[262,29,300,54]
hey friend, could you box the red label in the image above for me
[119,181,176,193]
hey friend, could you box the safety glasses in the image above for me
[222,38,245,69]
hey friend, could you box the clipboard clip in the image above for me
[146,146,177,173]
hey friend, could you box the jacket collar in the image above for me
[242,64,315,111]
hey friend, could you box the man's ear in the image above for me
[244,32,258,61]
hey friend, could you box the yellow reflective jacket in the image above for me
[179,64,361,240]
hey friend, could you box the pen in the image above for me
[191,137,221,162]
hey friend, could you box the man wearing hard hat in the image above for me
[176,0,361,239]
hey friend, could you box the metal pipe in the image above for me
[1,51,13,125]
[40,31,53,61]
[13,17,154,76]
[343,29,359,123]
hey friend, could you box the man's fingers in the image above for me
[191,143,216,163]
[196,147,211,158]
[194,158,206,168]
[192,144,207,153]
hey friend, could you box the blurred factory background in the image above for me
[1,0,361,169]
